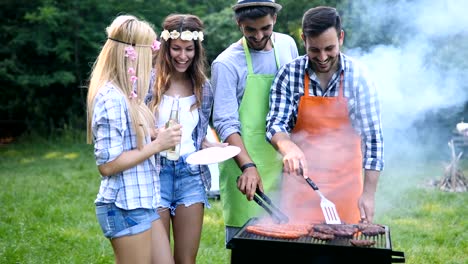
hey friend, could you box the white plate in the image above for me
[186,146,241,165]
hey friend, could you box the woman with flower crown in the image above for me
[86,14,180,264]
[147,14,219,264]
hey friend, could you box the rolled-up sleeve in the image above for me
[212,61,242,141]
[355,69,384,171]
[93,94,127,165]
[266,65,296,142]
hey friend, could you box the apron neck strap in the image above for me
[242,36,280,74]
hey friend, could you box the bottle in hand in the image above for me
[165,96,180,160]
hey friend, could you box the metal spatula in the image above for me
[299,167,341,224]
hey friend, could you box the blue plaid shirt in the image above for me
[93,82,160,209]
[145,78,214,191]
[266,54,384,171]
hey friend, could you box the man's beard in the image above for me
[246,35,271,51]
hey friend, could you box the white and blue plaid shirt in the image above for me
[93,82,160,209]
[266,54,384,171]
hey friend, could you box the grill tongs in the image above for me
[253,188,289,224]
[237,176,289,224]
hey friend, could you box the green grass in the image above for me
[0,134,467,263]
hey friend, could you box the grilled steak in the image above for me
[350,239,376,247]
[312,224,336,235]
[313,224,358,237]
[332,225,358,237]
[357,223,385,236]
[308,230,335,240]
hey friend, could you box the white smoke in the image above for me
[346,0,468,162]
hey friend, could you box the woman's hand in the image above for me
[201,137,228,149]
[153,125,182,151]
[150,127,159,140]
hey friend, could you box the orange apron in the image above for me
[281,72,363,224]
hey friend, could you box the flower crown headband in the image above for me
[160,29,204,42]
[108,37,161,51]
[108,37,161,99]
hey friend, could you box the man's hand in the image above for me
[237,167,263,201]
[271,132,308,177]
[358,170,380,223]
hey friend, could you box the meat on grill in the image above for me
[308,229,335,240]
[245,223,311,239]
[313,224,358,238]
[312,224,336,235]
[357,223,386,236]
[350,239,377,247]
[332,225,358,238]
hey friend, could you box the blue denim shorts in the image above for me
[158,154,210,216]
[95,202,160,239]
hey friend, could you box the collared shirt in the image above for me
[145,79,214,190]
[266,54,384,171]
[211,32,299,141]
[93,82,160,209]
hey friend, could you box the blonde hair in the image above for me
[86,15,156,149]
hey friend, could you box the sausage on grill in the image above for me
[245,223,311,239]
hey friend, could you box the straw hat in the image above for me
[232,0,282,12]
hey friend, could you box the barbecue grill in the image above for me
[227,217,405,264]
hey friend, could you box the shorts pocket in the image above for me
[123,208,147,227]
[187,163,201,175]
[96,203,116,238]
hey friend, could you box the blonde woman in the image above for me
[86,14,179,264]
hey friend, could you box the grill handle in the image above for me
[391,250,405,263]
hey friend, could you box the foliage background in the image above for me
[6,0,465,139]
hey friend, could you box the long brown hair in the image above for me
[149,14,207,115]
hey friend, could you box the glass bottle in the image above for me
[165,96,180,160]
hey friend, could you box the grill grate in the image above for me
[235,217,390,249]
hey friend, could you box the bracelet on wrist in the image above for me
[240,162,256,172]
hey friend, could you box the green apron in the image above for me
[219,37,283,227]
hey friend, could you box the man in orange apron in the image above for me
[266,6,384,224]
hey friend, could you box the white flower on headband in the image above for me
[160,30,171,41]
[170,30,180,40]
[180,31,193,41]
[160,29,204,42]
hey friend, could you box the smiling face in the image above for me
[303,27,344,74]
[238,14,276,51]
[169,38,195,73]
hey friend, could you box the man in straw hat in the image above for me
[212,0,298,244]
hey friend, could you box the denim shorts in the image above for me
[95,202,160,239]
[158,154,210,216]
